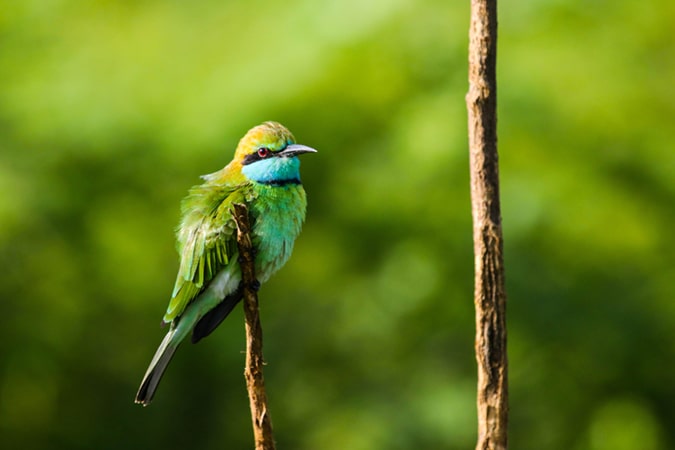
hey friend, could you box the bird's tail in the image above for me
[135,327,180,406]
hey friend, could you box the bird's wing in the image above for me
[163,180,249,322]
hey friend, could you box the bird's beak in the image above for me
[278,144,318,157]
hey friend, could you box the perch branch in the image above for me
[466,0,508,449]
[233,203,276,450]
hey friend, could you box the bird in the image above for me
[135,121,316,406]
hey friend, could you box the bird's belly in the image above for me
[250,185,307,283]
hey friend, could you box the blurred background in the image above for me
[1,1,673,449]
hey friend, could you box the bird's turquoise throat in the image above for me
[242,156,302,186]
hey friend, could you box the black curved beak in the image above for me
[278,144,318,157]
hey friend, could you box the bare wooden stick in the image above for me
[233,203,276,450]
[466,0,508,449]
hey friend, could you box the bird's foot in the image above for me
[251,279,261,291]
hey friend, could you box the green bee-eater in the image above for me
[135,121,316,406]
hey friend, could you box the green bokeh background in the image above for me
[1,1,673,449]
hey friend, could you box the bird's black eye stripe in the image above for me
[242,153,258,165]
[243,148,274,165]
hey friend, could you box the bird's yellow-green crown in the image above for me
[234,121,296,161]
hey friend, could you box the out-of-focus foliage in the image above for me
[0,0,673,448]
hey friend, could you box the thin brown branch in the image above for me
[233,203,276,450]
[466,0,508,449]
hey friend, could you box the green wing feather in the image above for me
[163,175,250,323]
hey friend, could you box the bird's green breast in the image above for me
[249,182,307,283]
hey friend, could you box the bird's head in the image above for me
[235,121,317,185]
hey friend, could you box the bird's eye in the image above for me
[257,147,270,158]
